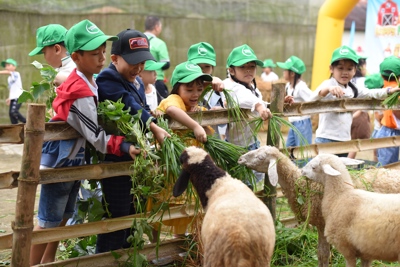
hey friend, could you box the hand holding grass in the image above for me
[128,145,141,160]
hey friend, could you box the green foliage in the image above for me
[382,73,400,108]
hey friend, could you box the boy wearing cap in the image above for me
[310,45,399,155]
[139,60,167,111]
[277,55,312,147]
[0,58,26,124]
[29,24,75,86]
[376,56,400,165]
[261,59,279,82]
[95,29,170,253]
[30,20,141,265]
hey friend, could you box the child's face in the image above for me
[42,45,63,69]
[263,67,272,74]
[230,62,257,85]
[330,60,356,85]
[140,70,157,85]
[197,63,213,75]
[282,69,290,81]
[72,44,106,76]
[112,55,144,83]
[178,78,204,109]
[5,63,16,71]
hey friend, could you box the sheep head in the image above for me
[238,146,280,186]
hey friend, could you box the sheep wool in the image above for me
[174,146,275,267]
[302,154,400,267]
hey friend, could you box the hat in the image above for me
[187,42,216,66]
[364,73,384,89]
[29,24,67,56]
[263,59,276,68]
[277,56,306,74]
[330,45,359,64]
[226,44,263,68]
[144,60,166,71]
[65,19,118,54]
[171,61,213,87]
[111,29,155,65]
[379,56,400,77]
[1,58,17,68]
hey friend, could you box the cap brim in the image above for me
[231,59,264,67]
[190,58,216,67]
[122,51,155,65]
[145,61,167,71]
[29,46,44,56]
[276,62,288,69]
[331,57,358,64]
[179,73,213,84]
[80,35,119,51]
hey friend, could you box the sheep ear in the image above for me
[173,169,190,197]
[339,157,364,166]
[268,158,278,186]
[322,164,341,176]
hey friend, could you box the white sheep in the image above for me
[173,146,276,267]
[238,145,400,267]
[301,154,400,267]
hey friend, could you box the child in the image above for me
[157,60,213,144]
[364,73,384,162]
[277,55,312,147]
[95,29,170,253]
[376,56,400,165]
[29,20,141,265]
[311,45,398,157]
[29,24,75,86]
[139,60,166,111]
[187,42,225,138]
[0,58,26,124]
[261,59,279,82]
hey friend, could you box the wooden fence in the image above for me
[1,83,400,266]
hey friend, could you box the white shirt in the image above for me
[285,80,312,122]
[8,71,23,100]
[56,56,76,80]
[261,71,279,82]
[145,84,158,111]
[312,77,388,141]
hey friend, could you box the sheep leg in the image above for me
[360,259,372,267]
[317,227,330,267]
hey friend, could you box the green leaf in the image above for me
[31,83,50,99]
[17,91,34,104]
[297,195,305,205]
[31,60,43,69]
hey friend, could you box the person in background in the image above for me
[95,29,170,253]
[29,19,141,265]
[139,60,167,112]
[310,46,398,157]
[0,58,26,124]
[277,55,313,147]
[144,16,170,102]
[261,59,279,82]
[364,73,384,162]
[29,24,75,87]
[376,56,400,165]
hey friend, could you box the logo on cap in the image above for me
[129,37,149,50]
[339,48,349,55]
[198,46,207,56]
[242,47,253,57]
[86,23,100,34]
[186,62,199,71]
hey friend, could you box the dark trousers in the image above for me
[155,80,169,103]
[96,175,135,253]
[9,99,26,124]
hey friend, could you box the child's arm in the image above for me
[254,103,272,121]
[0,70,11,75]
[149,122,171,144]
[165,106,207,143]
[204,77,224,92]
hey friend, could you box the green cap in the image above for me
[331,45,359,64]
[226,44,263,68]
[171,61,213,87]
[144,60,167,71]
[1,58,17,67]
[364,73,384,89]
[187,42,216,66]
[379,56,400,77]
[65,19,118,54]
[29,24,67,56]
[277,56,306,74]
[263,59,276,68]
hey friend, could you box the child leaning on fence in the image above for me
[29,20,141,265]
[310,45,399,157]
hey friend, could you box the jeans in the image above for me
[376,126,400,165]
[286,118,312,147]
[315,137,348,157]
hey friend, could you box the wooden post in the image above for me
[11,104,45,267]
[263,82,285,221]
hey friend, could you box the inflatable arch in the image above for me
[311,0,359,89]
